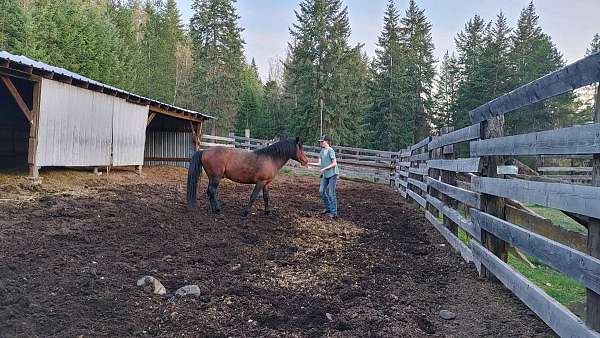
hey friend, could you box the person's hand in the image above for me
[319,168,325,174]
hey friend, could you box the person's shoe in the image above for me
[321,209,331,214]
[328,214,338,219]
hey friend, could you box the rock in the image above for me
[175,285,201,297]
[230,264,242,272]
[439,310,456,320]
[136,275,166,295]
[326,313,334,322]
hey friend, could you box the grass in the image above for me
[508,253,586,307]
[526,204,587,235]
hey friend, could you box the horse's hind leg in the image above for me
[244,182,264,217]
[262,182,271,215]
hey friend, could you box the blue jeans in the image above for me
[320,174,338,216]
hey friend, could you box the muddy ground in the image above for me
[0,167,553,337]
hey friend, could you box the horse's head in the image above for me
[294,137,309,166]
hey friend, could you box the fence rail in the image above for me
[392,51,600,337]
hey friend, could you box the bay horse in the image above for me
[186,137,309,216]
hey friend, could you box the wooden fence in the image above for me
[394,52,600,337]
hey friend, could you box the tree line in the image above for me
[1,0,598,150]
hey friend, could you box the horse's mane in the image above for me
[254,138,299,161]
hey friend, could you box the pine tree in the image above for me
[431,51,460,130]
[190,0,245,133]
[453,15,488,129]
[236,58,263,135]
[507,1,572,133]
[284,0,367,145]
[480,12,512,99]
[0,0,26,53]
[588,33,600,55]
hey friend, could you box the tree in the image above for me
[507,1,573,133]
[284,0,367,145]
[399,0,436,143]
[431,51,460,130]
[588,33,600,55]
[236,58,263,135]
[0,0,26,53]
[190,0,245,133]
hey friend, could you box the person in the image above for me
[308,135,339,219]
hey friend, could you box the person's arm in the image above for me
[307,158,321,166]
[319,150,338,172]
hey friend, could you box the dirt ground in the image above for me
[0,166,554,337]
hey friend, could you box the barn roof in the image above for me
[0,50,213,121]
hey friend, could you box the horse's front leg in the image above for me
[207,177,222,214]
[244,182,264,217]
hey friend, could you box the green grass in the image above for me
[526,204,587,235]
[508,253,586,306]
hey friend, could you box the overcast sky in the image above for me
[175,0,600,81]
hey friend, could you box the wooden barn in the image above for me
[0,51,212,179]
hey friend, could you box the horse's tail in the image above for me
[187,150,204,209]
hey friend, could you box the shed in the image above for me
[0,51,212,179]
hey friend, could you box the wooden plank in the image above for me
[409,166,428,176]
[505,205,586,252]
[588,82,600,330]
[428,124,481,150]
[399,189,407,198]
[471,209,600,295]
[199,141,235,148]
[471,177,600,219]
[427,158,482,173]
[409,152,429,161]
[397,179,408,188]
[427,177,482,208]
[1,76,33,123]
[469,52,600,124]
[539,167,593,173]
[398,170,409,178]
[400,149,411,157]
[497,165,518,175]
[150,105,205,123]
[202,134,235,142]
[470,123,600,156]
[427,194,481,241]
[470,240,600,338]
[425,210,480,271]
[411,136,431,151]
[147,112,157,126]
[407,189,426,208]
[408,178,428,193]
[397,161,411,168]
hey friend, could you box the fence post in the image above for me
[587,84,600,330]
[440,127,459,236]
[427,133,440,217]
[479,116,508,282]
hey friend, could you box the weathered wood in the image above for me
[539,167,593,173]
[1,76,33,123]
[147,112,157,126]
[150,106,205,123]
[428,124,481,150]
[409,152,429,162]
[397,179,408,188]
[425,210,480,272]
[407,189,426,208]
[397,161,411,168]
[470,123,600,157]
[470,240,600,338]
[411,136,431,151]
[471,177,600,219]
[496,165,518,175]
[408,178,427,193]
[202,134,235,142]
[400,149,411,157]
[409,166,429,176]
[199,142,235,148]
[469,52,600,124]
[427,194,481,241]
[471,209,600,295]
[427,177,482,208]
[427,158,482,173]
[588,83,600,331]
[398,170,409,178]
[505,204,586,253]
[399,189,407,198]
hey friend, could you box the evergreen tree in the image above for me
[190,0,245,133]
[431,51,459,130]
[0,0,26,53]
[236,58,263,135]
[587,33,600,55]
[453,15,488,129]
[399,0,435,143]
[368,0,407,149]
[480,12,512,99]
[507,1,572,133]
[284,0,367,145]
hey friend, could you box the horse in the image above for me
[186,137,309,216]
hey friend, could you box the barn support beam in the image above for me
[28,80,41,182]
[1,75,33,123]
[147,112,157,126]
[150,106,204,124]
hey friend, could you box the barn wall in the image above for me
[144,130,194,169]
[36,78,149,167]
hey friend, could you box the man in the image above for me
[309,135,339,219]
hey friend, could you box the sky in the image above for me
[175,0,600,81]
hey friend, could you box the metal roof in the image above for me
[0,50,213,120]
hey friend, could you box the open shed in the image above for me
[0,51,212,179]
